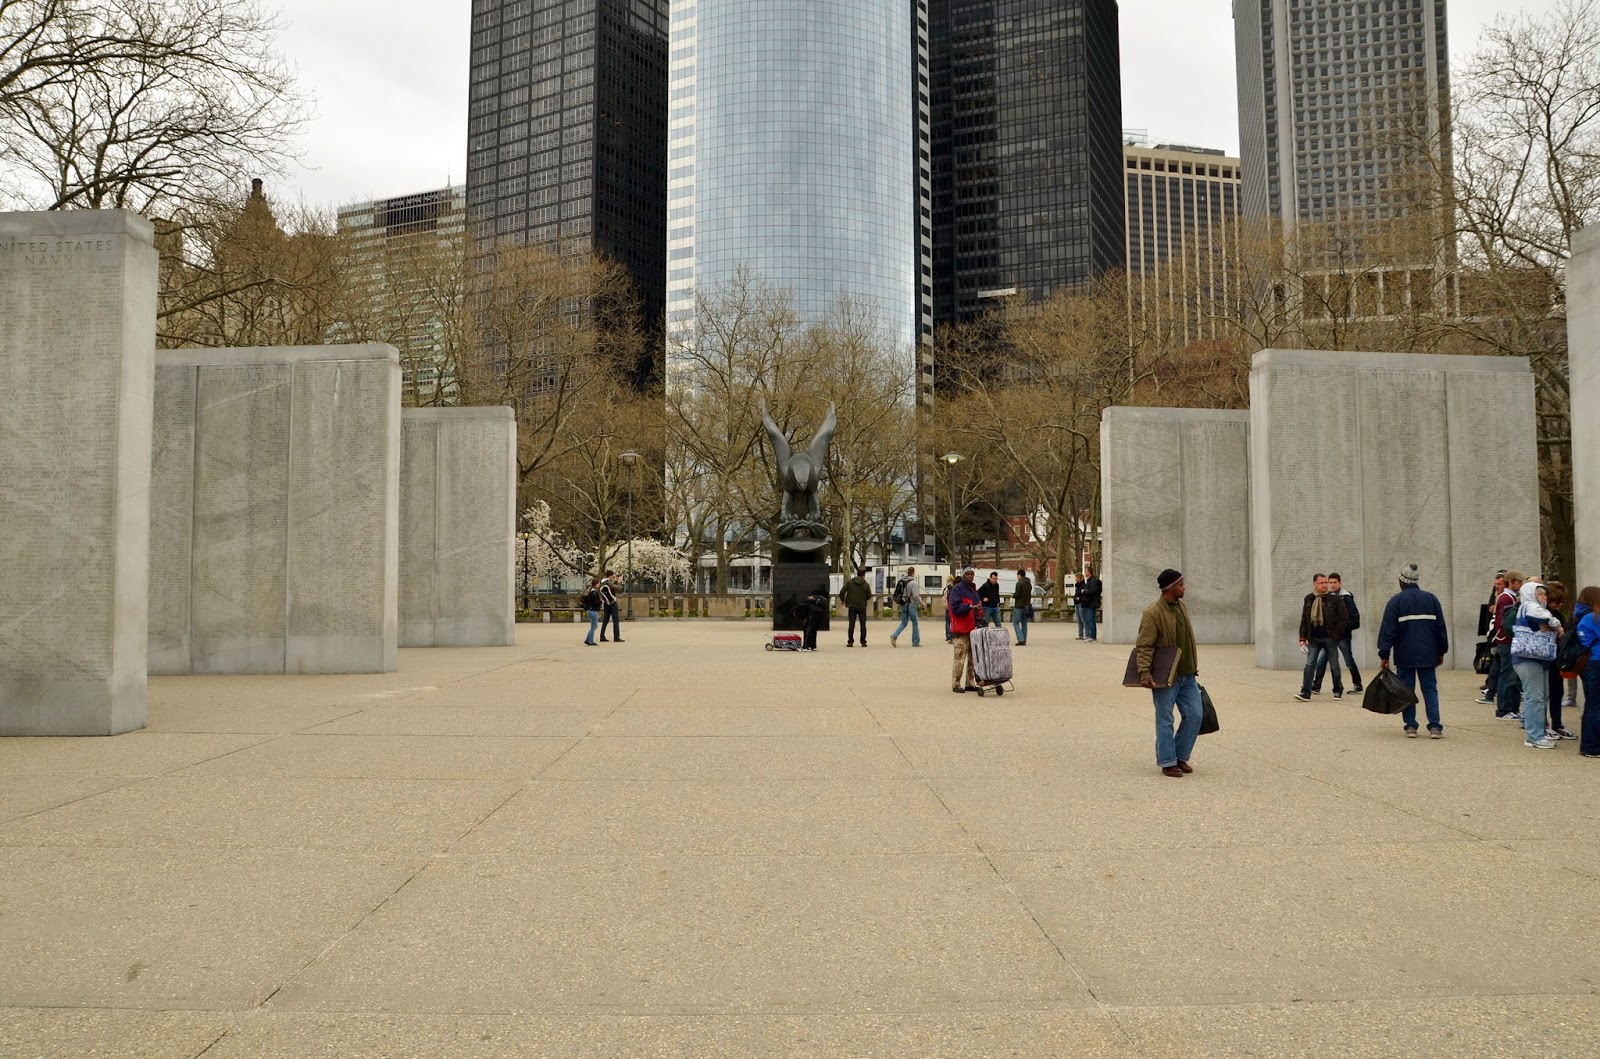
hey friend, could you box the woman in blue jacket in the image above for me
[1573,585,1600,757]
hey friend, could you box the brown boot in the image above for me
[1161,765,1184,778]
[1176,761,1194,773]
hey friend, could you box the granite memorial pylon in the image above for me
[149,344,401,674]
[1,210,157,735]
[399,407,518,647]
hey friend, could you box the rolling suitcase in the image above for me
[970,623,1014,695]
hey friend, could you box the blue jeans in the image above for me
[944,608,952,640]
[1515,658,1550,741]
[893,603,920,645]
[1082,607,1097,640]
[1396,665,1441,731]
[1301,638,1341,694]
[1580,658,1600,755]
[602,603,620,639]
[1012,605,1029,644]
[584,609,599,644]
[1314,636,1362,690]
[982,605,1000,627]
[1153,673,1203,767]
[1495,643,1521,715]
[847,607,867,644]
[1075,604,1086,637]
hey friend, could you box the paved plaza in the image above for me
[2,619,1598,1057]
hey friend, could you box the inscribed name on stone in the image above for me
[0,211,156,735]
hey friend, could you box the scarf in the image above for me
[1310,592,1325,628]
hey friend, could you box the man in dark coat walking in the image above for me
[1376,562,1450,737]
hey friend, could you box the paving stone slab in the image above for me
[176,733,577,781]
[0,776,522,853]
[0,1009,231,1059]
[455,780,976,855]
[995,841,1600,1005]
[539,735,917,781]
[0,848,424,1008]
[270,853,1093,1014]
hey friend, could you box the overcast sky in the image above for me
[269,0,1553,209]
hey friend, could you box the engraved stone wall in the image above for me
[1569,227,1600,587]
[148,345,400,674]
[1100,407,1251,644]
[1249,349,1538,670]
[0,211,157,735]
[399,408,517,647]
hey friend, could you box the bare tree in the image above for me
[0,0,307,212]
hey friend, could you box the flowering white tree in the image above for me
[516,501,585,592]
[601,537,692,590]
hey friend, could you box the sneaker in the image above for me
[1429,728,1444,739]
[1333,691,1344,700]
[1554,727,1578,740]
[951,686,965,694]
[1525,737,1558,749]
[890,635,898,648]
[1475,695,1495,705]
[1351,684,1363,693]
[1311,689,1321,695]
[1499,712,1522,721]
[1562,695,1575,707]
[1294,692,1311,702]
[1404,727,1418,738]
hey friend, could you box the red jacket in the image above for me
[949,581,981,635]
[1492,589,1518,645]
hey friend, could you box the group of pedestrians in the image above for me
[580,572,626,646]
[1477,569,1600,755]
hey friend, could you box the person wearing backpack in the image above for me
[1545,581,1577,740]
[579,577,603,646]
[889,567,922,647]
[1511,578,1564,749]
[1375,562,1448,738]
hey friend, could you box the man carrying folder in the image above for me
[1135,568,1203,778]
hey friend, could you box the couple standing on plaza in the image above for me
[1294,572,1362,700]
[581,571,626,645]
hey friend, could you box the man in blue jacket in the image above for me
[1376,562,1450,738]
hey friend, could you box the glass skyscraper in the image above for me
[466,0,669,350]
[666,0,929,375]
[930,0,1125,325]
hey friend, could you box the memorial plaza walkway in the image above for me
[2,619,1598,1057]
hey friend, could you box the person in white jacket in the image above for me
[1511,578,1564,749]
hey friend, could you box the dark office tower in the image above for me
[930,0,1125,325]
[466,0,669,356]
[1234,0,1450,231]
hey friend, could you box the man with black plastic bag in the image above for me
[1375,562,1449,738]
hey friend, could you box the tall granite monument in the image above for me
[148,344,402,674]
[1100,406,1252,644]
[399,407,518,648]
[1,211,157,735]
[1568,227,1600,588]
[762,403,836,631]
[1250,349,1538,671]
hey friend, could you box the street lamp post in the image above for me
[943,451,963,575]
[518,531,530,610]
[619,449,640,620]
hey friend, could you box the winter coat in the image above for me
[949,580,981,635]
[1013,577,1033,607]
[1298,592,1350,641]
[839,577,873,609]
[1375,583,1448,668]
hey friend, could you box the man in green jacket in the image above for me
[1135,568,1202,778]
[839,569,874,647]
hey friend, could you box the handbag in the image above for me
[1472,640,1493,675]
[1198,684,1220,735]
[1511,618,1558,662]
